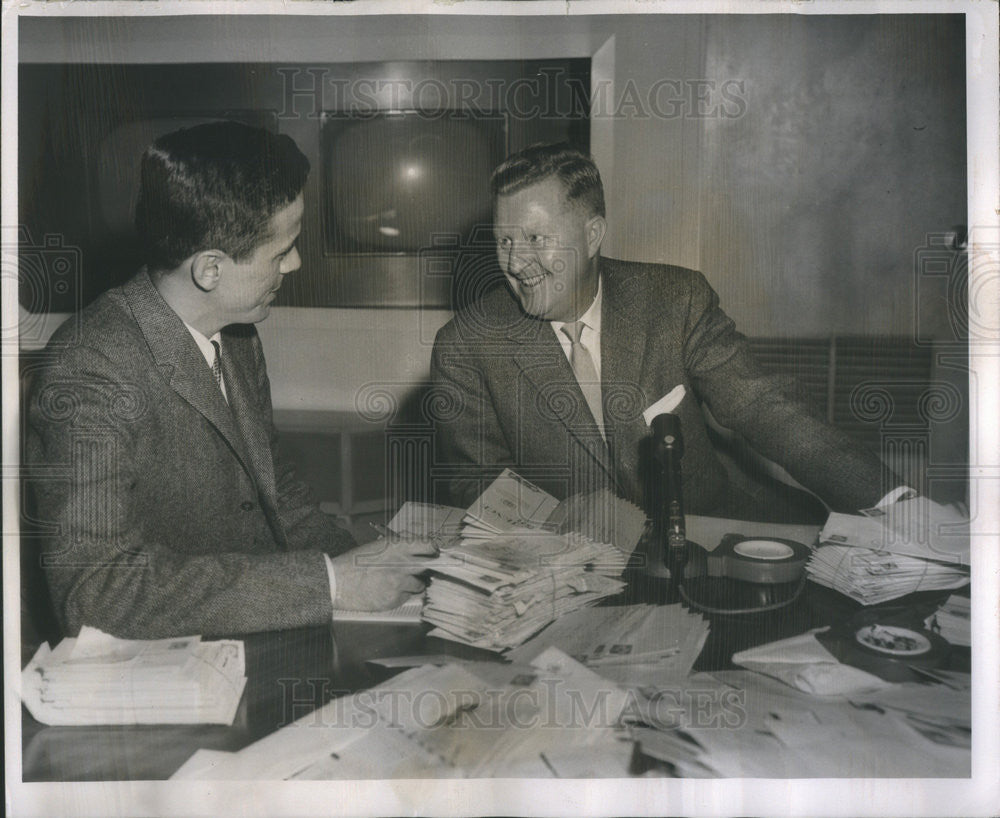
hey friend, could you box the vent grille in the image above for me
[747,336,935,451]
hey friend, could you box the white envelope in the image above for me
[642,384,686,426]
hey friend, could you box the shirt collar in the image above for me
[182,321,223,367]
[552,275,603,335]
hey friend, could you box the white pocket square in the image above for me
[642,384,686,426]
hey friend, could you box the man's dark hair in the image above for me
[134,121,310,272]
[490,142,605,218]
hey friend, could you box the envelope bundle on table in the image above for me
[423,530,628,652]
[461,468,562,539]
[21,626,246,726]
[420,471,644,652]
[806,499,970,605]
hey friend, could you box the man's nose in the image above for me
[282,248,302,275]
[503,240,538,269]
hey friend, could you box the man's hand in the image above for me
[329,537,438,611]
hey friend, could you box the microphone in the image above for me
[650,413,688,594]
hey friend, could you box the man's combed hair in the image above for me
[134,121,310,272]
[490,143,605,218]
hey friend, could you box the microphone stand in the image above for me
[651,413,689,600]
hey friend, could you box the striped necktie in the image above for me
[211,340,227,401]
[561,321,604,434]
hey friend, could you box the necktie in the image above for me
[561,321,604,433]
[211,340,227,401]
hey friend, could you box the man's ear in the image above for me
[190,250,228,292]
[585,215,607,258]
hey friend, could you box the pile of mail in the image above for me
[807,498,970,605]
[925,594,971,646]
[507,603,710,683]
[636,669,970,778]
[21,626,246,726]
[423,530,629,651]
[461,468,561,539]
[460,468,647,553]
[400,469,646,652]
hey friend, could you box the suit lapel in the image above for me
[598,260,654,498]
[123,271,256,482]
[506,307,616,487]
[601,258,651,434]
[217,333,279,513]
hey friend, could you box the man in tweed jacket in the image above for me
[431,144,894,519]
[26,122,433,639]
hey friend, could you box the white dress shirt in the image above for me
[182,321,228,402]
[550,276,603,379]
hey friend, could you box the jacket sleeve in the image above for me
[678,269,893,512]
[26,346,338,640]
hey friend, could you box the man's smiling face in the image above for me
[493,176,605,322]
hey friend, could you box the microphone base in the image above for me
[624,540,697,605]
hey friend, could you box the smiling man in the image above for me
[26,121,434,639]
[431,143,896,520]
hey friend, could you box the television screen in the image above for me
[322,111,506,254]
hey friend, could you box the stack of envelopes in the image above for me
[423,530,629,652]
[21,626,246,725]
[419,469,645,652]
[806,499,970,605]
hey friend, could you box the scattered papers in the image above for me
[424,531,628,651]
[507,604,709,682]
[732,628,891,695]
[22,627,246,726]
[628,669,969,778]
[851,677,971,749]
[176,648,634,779]
[925,594,971,647]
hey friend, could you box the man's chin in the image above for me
[512,292,550,320]
[248,304,272,323]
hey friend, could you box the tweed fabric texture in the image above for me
[431,258,890,517]
[26,269,356,639]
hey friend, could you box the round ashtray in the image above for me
[854,624,933,657]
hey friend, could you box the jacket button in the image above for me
[240,501,256,511]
